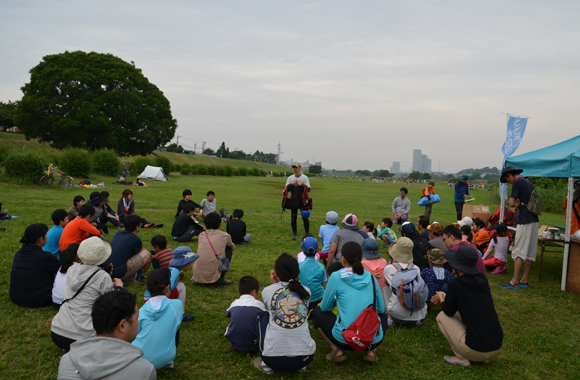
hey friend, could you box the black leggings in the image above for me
[291,208,309,235]
[311,306,388,351]
[51,331,76,351]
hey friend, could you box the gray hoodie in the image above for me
[58,337,156,380]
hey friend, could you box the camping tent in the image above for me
[137,165,169,182]
[505,134,580,291]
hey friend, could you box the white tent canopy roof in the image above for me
[137,166,168,181]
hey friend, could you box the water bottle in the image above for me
[403,285,411,293]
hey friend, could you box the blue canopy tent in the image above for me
[506,134,580,291]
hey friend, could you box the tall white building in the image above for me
[412,149,432,173]
[390,161,401,174]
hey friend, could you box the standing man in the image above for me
[498,167,539,289]
[284,162,311,240]
[392,187,411,224]
[454,174,471,221]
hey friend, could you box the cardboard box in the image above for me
[462,204,490,225]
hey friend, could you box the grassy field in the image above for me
[0,173,579,380]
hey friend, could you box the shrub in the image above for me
[91,149,120,176]
[127,161,137,175]
[134,156,154,174]
[206,165,217,176]
[232,168,239,176]
[250,168,261,176]
[59,147,92,177]
[154,156,173,175]
[197,165,207,175]
[2,151,47,182]
[180,163,192,175]
[259,170,267,177]
[0,142,14,164]
[216,166,225,176]
[173,163,182,172]
[237,167,248,176]
[223,166,233,177]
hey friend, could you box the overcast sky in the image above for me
[2,1,580,172]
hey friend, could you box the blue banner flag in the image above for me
[502,116,528,160]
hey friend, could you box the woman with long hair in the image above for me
[312,242,387,364]
[117,189,162,228]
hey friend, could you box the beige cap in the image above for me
[388,237,414,263]
[77,237,112,266]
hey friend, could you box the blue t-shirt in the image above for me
[299,257,327,302]
[319,224,340,253]
[106,231,143,278]
[43,225,64,259]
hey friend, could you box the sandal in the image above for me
[363,350,378,363]
[443,355,471,367]
[253,357,274,375]
[326,348,347,363]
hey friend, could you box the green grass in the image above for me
[0,174,579,379]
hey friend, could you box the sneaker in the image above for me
[498,281,519,289]
[166,361,174,370]
[253,357,274,375]
[382,245,389,249]
[182,314,195,323]
[214,279,232,286]
[143,223,152,228]
[415,319,424,326]
[292,233,298,240]
[519,280,529,288]
[387,319,396,327]
[153,224,163,228]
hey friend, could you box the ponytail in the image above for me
[60,243,80,274]
[494,224,508,243]
[461,225,473,244]
[341,241,364,275]
[274,253,310,302]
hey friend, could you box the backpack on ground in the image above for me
[340,278,381,353]
[524,189,542,216]
[391,263,428,314]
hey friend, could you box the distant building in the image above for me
[390,161,401,174]
[412,149,432,173]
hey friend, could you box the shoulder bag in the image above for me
[205,231,230,273]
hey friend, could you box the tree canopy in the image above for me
[310,165,322,174]
[0,100,20,131]
[14,51,177,156]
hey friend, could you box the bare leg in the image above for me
[316,328,344,359]
[510,257,523,286]
[521,260,534,283]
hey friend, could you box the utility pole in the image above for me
[276,142,283,163]
[175,134,181,146]
[202,141,206,155]
[194,143,197,155]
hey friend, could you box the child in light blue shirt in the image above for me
[319,211,340,261]
[377,217,398,248]
[43,209,69,259]
[298,237,327,310]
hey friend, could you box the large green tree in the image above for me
[0,100,20,131]
[14,51,177,155]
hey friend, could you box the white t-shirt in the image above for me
[52,262,79,305]
[285,174,311,190]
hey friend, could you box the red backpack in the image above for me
[340,278,381,353]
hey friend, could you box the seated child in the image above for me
[200,191,230,222]
[318,211,340,260]
[224,275,266,351]
[99,191,120,228]
[482,224,509,274]
[59,205,101,253]
[175,189,203,219]
[298,236,327,310]
[297,234,320,262]
[88,191,110,235]
[67,195,84,221]
[377,218,398,248]
[361,238,388,290]
[171,203,204,242]
[43,209,69,259]
[420,249,453,310]
[473,218,491,252]
[461,225,476,248]
[362,221,375,239]
[150,235,173,269]
[226,209,252,244]
[143,246,198,322]
[51,243,80,307]
[133,269,183,369]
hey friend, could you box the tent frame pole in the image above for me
[562,177,574,291]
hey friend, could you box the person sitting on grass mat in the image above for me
[117,189,162,229]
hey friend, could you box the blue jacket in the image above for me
[454,181,470,203]
[133,296,182,369]
[320,268,385,344]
